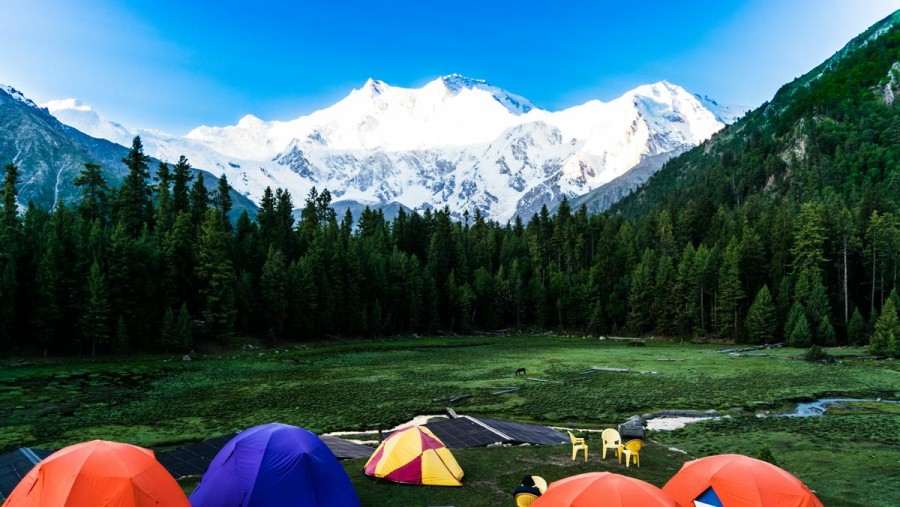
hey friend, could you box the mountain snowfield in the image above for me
[42,75,746,221]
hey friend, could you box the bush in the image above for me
[804,344,835,363]
[755,444,779,466]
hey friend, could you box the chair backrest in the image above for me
[532,476,548,494]
[568,431,577,443]
[601,428,621,446]
[516,493,539,507]
[624,439,644,453]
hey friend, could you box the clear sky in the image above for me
[2,0,899,134]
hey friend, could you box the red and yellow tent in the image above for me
[662,454,823,507]
[3,440,190,507]
[364,426,463,486]
[532,472,680,507]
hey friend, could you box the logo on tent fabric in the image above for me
[694,486,724,507]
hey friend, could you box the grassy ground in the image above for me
[2,336,897,506]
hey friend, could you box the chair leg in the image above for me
[572,447,576,461]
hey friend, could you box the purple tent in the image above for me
[189,423,361,507]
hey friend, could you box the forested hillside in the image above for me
[609,12,900,355]
[1,14,900,358]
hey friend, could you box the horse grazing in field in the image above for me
[515,367,527,376]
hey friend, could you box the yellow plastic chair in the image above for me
[515,493,539,507]
[568,431,588,461]
[601,428,621,459]
[619,439,644,467]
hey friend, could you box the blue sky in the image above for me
[2,0,899,134]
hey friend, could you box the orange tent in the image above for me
[532,472,680,507]
[2,440,190,507]
[662,454,823,507]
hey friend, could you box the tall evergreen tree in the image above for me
[816,316,837,346]
[628,249,656,333]
[1,162,20,234]
[213,173,232,224]
[190,175,210,228]
[197,209,236,339]
[259,247,287,339]
[791,202,827,277]
[716,238,743,339]
[789,314,812,348]
[73,162,108,223]
[746,285,776,344]
[0,163,19,349]
[171,156,193,215]
[81,260,110,356]
[847,307,867,346]
[869,298,899,357]
[154,161,174,235]
[117,137,153,236]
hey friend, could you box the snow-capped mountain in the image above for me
[43,76,746,221]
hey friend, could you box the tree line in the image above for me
[0,135,897,358]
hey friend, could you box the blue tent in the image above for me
[189,423,361,507]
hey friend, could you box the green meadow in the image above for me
[2,336,897,506]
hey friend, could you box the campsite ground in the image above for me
[2,336,897,506]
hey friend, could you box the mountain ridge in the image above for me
[40,75,746,221]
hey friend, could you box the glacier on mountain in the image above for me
[42,75,746,221]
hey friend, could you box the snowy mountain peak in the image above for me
[41,97,133,145]
[1,84,39,109]
[237,114,265,128]
[440,73,490,91]
[693,93,749,124]
[43,98,92,112]
[438,74,536,114]
[356,78,389,97]
[629,80,689,100]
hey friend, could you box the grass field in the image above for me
[2,336,898,506]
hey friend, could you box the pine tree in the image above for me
[0,163,19,350]
[1,162,20,234]
[816,316,837,346]
[117,137,152,236]
[789,314,812,347]
[163,212,196,309]
[197,209,236,339]
[653,255,677,334]
[805,276,829,319]
[785,302,805,342]
[154,161,174,235]
[171,156,193,215]
[869,298,899,357]
[176,303,193,350]
[674,243,698,334]
[848,307,867,345]
[628,249,656,333]
[693,244,715,332]
[114,316,129,355]
[81,260,110,356]
[260,247,287,339]
[161,307,176,352]
[73,162,108,223]
[213,173,232,224]
[791,202,827,277]
[746,285,776,344]
[716,238,743,339]
[190,175,209,228]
